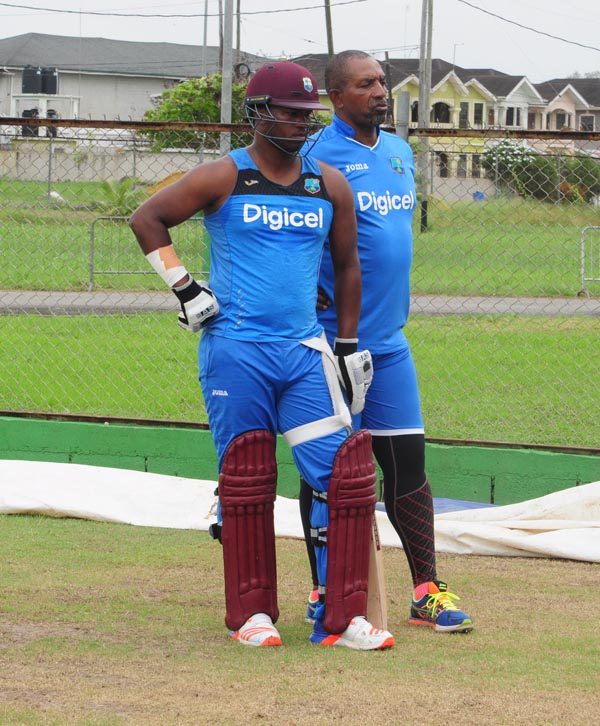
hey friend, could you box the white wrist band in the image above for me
[145,245,188,288]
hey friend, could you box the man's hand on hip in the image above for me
[172,276,219,332]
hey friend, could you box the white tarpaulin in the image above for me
[1,459,599,562]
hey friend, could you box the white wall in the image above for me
[58,72,180,120]
[1,70,180,121]
[0,140,212,183]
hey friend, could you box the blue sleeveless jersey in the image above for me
[311,115,416,353]
[203,148,333,341]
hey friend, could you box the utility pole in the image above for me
[324,0,334,56]
[221,0,234,155]
[218,0,223,70]
[201,0,208,76]
[417,0,433,231]
[418,0,433,129]
[395,91,410,141]
[384,52,394,126]
[236,0,241,68]
[452,42,463,71]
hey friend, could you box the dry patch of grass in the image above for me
[1,514,599,725]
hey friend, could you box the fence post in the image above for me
[47,135,53,197]
[418,138,430,232]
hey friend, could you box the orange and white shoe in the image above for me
[310,616,394,650]
[231,613,282,647]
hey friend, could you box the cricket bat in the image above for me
[367,512,388,630]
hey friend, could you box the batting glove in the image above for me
[333,337,373,415]
[172,275,219,332]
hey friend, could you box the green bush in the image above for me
[139,75,251,151]
[98,178,148,215]
[482,139,537,192]
[481,140,600,203]
[563,156,600,201]
[515,154,558,200]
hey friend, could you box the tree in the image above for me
[568,70,600,78]
[139,75,250,151]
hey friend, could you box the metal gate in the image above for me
[88,215,206,291]
[578,226,600,297]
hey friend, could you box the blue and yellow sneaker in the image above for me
[408,580,474,633]
[305,588,319,624]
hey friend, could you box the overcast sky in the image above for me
[1,0,599,82]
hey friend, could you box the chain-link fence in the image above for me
[1,118,599,449]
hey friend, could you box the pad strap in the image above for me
[219,430,278,631]
[283,334,351,448]
[323,429,377,634]
[310,490,328,546]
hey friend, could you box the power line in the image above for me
[0,0,366,19]
[456,0,600,53]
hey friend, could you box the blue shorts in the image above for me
[354,345,424,436]
[198,333,348,492]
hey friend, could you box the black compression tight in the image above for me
[372,433,437,586]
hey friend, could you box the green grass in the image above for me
[0,314,204,421]
[1,179,599,448]
[1,514,599,725]
[410,314,600,447]
[413,196,599,297]
[1,313,598,448]
[0,178,209,290]
[0,178,105,208]
[2,179,599,296]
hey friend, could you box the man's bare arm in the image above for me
[319,162,361,340]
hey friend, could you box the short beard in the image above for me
[370,109,387,127]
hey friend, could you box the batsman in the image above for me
[130,61,394,650]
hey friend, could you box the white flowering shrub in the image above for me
[482,139,536,184]
[483,139,562,199]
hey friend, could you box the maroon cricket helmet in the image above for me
[245,61,328,111]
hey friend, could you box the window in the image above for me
[506,107,521,127]
[411,101,419,123]
[431,102,450,123]
[472,154,481,179]
[474,103,483,126]
[580,115,594,132]
[459,102,469,128]
[457,154,467,178]
[555,111,570,129]
[436,152,449,178]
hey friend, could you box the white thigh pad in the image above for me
[283,335,352,448]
